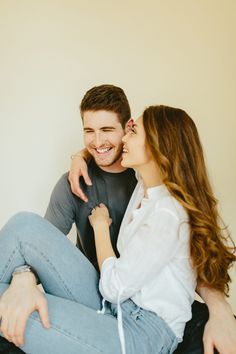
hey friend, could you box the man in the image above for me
[1,85,235,353]
[45,85,137,271]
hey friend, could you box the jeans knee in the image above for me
[5,212,44,241]
[9,211,41,226]
[0,212,40,248]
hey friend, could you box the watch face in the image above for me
[12,265,32,276]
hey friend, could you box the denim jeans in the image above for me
[0,212,178,354]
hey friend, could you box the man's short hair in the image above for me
[80,84,131,128]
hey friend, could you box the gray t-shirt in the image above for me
[45,159,137,269]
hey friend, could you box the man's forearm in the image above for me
[198,285,236,353]
[11,270,38,287]
[71,148,91,162]
[197,285,231,314]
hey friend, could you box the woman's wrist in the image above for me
[93,221,110,234]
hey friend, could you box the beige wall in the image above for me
[0,0,236,310]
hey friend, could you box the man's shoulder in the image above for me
[60,171,70,181]
[55,172,71,189]
[50,172,76,201]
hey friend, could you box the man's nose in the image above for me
[93,133,103,147]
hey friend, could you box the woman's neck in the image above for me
[137,161,163,197]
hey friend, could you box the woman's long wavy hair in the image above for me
[143,105,236,295]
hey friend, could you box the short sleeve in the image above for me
[45,173,76,235]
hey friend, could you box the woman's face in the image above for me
[121,116,152,169]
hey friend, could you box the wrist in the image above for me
[11,271,38,287]
[70,153,85,160]
[94,221,110,229]
[70,149,90,162]
[202,289,231,316]
[12,265,39,285]
[93,221,110,233]
[209,298,231,315]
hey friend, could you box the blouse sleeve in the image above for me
[99,208,186,303]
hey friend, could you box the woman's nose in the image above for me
[122,134,128,143]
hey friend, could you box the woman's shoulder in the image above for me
[153,191,188,222]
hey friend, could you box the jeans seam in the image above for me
[29,316,105,354]
[21,241,77,302]
[0,247,21,282]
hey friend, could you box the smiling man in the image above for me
[83,110,125,172]
[45,85,137,269]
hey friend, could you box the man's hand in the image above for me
[68,152,92,202]
[203,301,236,354]
[0,272,50,347]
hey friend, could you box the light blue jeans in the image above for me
[0,212,178,354]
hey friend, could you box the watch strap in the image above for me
[12,265,40,284]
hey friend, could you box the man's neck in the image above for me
[99,164,127,173]
[96,157,127,173]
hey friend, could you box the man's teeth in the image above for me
[96,148,111,153]
[123,148,128,153]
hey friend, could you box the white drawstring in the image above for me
[97,293,126,354]
[117,289,126,354]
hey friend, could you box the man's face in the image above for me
[83,110,126,172]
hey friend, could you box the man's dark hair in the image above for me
[80,84,131,128]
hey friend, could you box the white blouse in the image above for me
[99,180,196,352]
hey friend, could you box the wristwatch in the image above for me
[12,265,40,284]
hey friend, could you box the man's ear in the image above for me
[125,118,134,133]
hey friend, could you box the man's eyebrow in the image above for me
[100,126,116,129]
[83,126,116,130]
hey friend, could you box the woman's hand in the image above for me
[68,150,92,202]
[89,203,112,229]
[89,204,114,270]
[0,272,50,347]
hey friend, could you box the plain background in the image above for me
[0,0,235,311]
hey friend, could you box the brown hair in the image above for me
[80,84,131,128]
[143,105,236,295]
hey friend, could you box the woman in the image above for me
[0,105,235,354]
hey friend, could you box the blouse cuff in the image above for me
[101,256,117,273]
